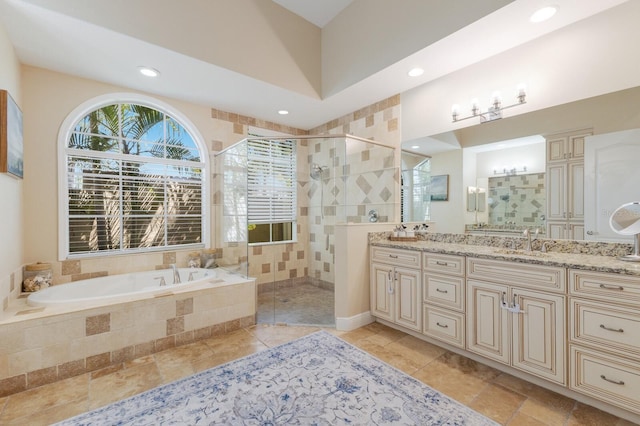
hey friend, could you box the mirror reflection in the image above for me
[401,150,431,222]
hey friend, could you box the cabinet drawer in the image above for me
[423,253,464,276]
[423,305,465,348]
[570,269,640,306]
[423,273,464,311]
[467,257,566,292]
[371,247,421,268]
[570,298,640,355]
[570,345,640,414]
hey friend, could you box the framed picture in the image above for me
[430,174,449,201]
[0,89,24,179]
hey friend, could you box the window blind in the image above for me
[247,139,296,224]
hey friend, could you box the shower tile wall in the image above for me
[488,173,546,226]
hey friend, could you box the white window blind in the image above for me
[63,102,205,257]
[247,139,296,224]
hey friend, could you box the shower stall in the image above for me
[213,135,396,327]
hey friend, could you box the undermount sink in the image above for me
[493,249,550,258]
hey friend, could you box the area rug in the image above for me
[57,331,497,425]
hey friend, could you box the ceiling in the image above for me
[0,0,630,134]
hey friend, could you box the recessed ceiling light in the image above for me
[530,6,557,23]
[411,145,420,149]
[278,110,289,115]
[138,66,160,77]
[408,68,424,77]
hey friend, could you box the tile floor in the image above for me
[257,282,335,326]
[0,322,635,425]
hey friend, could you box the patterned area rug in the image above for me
[57,331,497,425]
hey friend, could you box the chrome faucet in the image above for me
[170,264,181,284]
[523,228,539,251]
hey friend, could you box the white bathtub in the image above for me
[27,267,245,307]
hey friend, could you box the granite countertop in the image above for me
[369,233,640,277]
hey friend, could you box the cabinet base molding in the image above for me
[374,318,640,425]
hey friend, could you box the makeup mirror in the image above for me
[609,201,640,261]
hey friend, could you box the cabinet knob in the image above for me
[586,230,594,235]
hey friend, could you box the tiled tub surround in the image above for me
[0,274,255,398]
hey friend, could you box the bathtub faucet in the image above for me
[170,264,181,284]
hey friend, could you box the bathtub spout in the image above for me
[170,264,181,284]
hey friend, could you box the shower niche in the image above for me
[214,135,397,327]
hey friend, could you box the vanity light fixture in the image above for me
[138,66,160,77]
[278,110,289,115]
[494,165,527,176]
[452,84,527,124]
[530,6,557,23]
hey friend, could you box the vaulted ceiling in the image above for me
[0,0,631,131]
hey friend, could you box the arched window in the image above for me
[58,95,208,258]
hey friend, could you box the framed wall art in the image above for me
[430,174,449,201]
[0,89,24,179]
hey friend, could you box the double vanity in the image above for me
[369,232,640,423]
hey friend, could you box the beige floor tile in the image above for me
[507,411,549,426]
[495,373,575,413]
[363,327,406,346]
[469,383,526,424]
[384,335,446,368]
[412,358,491,404]
[249,324,321,347]
[567,402,624,426]
[517,397,570,425]
[88,362,163,410]
[353,339,425,375]
[333,327,378,344]
[2,397,88,426]
[0,374,89,423]
[154,341,215,383]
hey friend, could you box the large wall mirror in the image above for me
[409,85,640,242]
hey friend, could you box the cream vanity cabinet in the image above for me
[422,253,465,348]
[370,246,422,332]
[466,257,567,384]
[569,269,640,415]
[546,130,591,240]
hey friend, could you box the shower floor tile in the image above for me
[257,282,335,326]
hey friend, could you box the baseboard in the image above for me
[335,311,374,331]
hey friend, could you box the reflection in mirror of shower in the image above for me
[310,163,328,219]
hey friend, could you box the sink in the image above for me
[493,249,550,258]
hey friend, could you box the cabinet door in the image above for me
[568,161,584,221]
[546,163,566,221]
[467,280,510,364]
[395,267,422,331]
[547,222,567,239]
[547,137,567,162]
[570,223,585,240]
[370,262,394,322]
[511,288,566,384]
[568,134,588,160]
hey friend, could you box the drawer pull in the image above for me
[435,261,449,266]
[436,322,449,328]
[600,375,625,386]
[435,288,448,294]
[389,254,398,259]
[599,324,624,333]
[599,284,624,291]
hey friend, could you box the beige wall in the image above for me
[0,20,23,309]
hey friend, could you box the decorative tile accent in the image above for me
[111,346,135,364]
[388,117,398,131]
[176,298,194,316]
[166,317,184,336]
[58,359,86,380]
[26,366,57,388]
[155,336,176,352]
[262,263,270,273]
[211,140,223,151]
[86,353,111,371]
[0,374,26,397]
[233,123,244,134]
[86,313,110,336]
